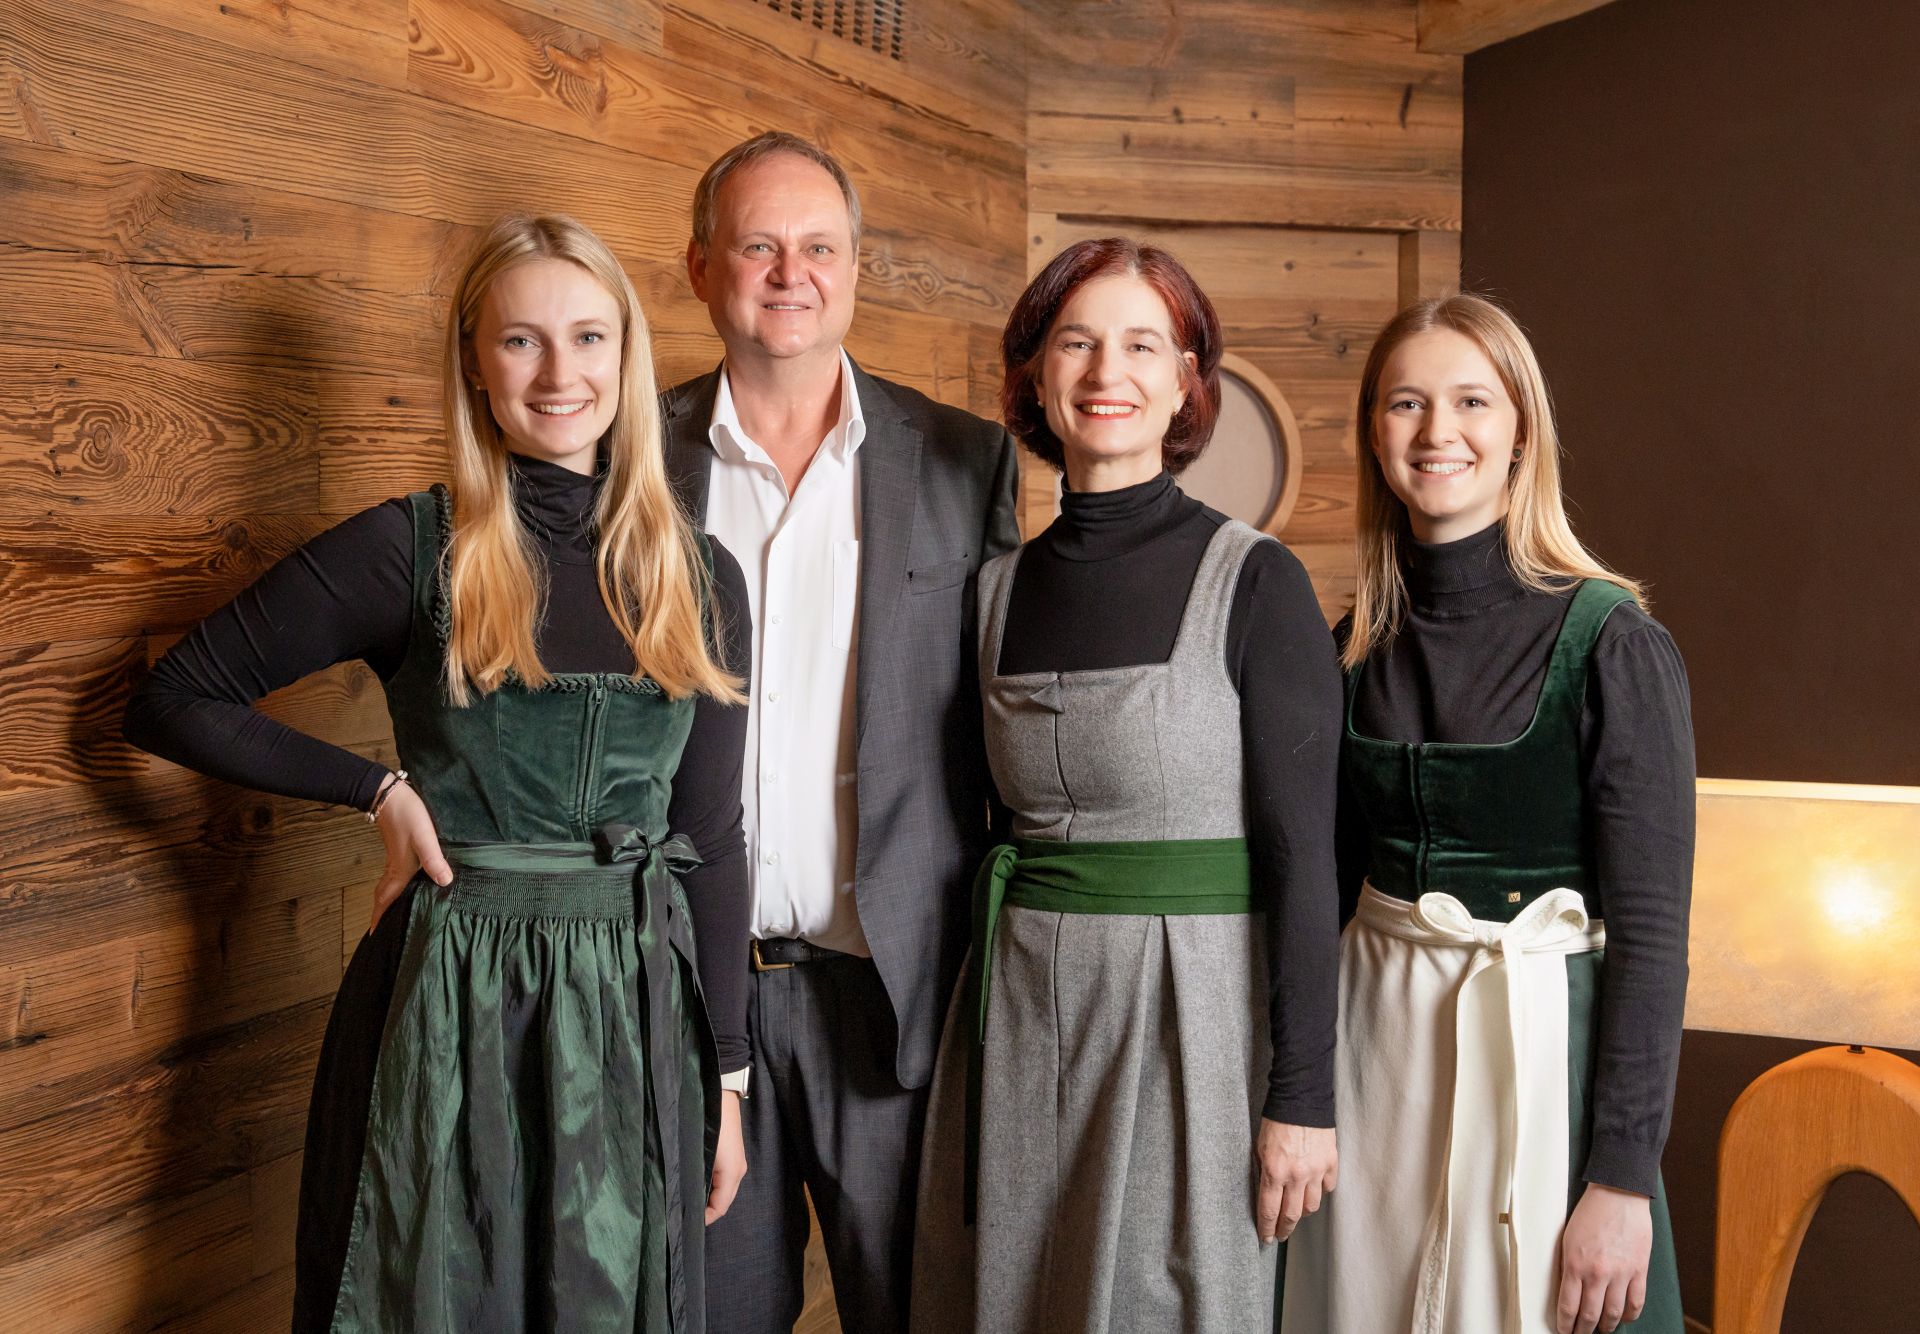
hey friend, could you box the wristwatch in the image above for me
[719,1067,751,1097]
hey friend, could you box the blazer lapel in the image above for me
[661,367,722,522]
[853,363,923,747]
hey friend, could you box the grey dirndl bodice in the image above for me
[977,519,1268,843]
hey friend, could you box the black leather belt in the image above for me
[752,936,854,971]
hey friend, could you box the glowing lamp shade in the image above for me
[1694,781,1920,1334]
[1686,779,1920,1049]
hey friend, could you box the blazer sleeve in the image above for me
[982,426,1023,560]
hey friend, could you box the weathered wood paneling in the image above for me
[1027,1,1460,233]
[1026,0,1461,620]
[0,1,1026,1327]
[0,1,1463,1326]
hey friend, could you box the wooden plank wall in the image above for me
[0,1,1024,1327]
[1024,0,1463,619]
[0,1,1463,1328]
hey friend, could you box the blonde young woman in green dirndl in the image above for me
[126,215,754,1331]
[1279,294,1692,1334]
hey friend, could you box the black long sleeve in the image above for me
[123,454,756,1071]
[671,555,752,1073]
[122,497,415,811]
[1345,521,1694,1196]
[1230,541,1344,1127]
[1580,621,1693,1195]
[997,472,1343,1127]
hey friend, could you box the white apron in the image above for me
[1281,883,1603,1334]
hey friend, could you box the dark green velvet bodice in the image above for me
[1343,578,1634,922]
[382,487,697,845]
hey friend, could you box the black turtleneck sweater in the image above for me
[997,473,1343,1129]
[1340,521,1694,1199]
[122,454,753,1070]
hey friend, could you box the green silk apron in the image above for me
[328,487,719,1332]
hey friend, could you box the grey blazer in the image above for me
[661,361,1022,1089]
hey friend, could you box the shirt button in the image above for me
[764,770,779,783]
[764,851,780,866]
[765,689,780,703]
[770,614,784,627]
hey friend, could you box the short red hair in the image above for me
[1000,238,1223,475]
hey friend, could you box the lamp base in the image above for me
[1713,1044,1920,1334]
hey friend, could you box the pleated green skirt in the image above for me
[329,842,715,1333]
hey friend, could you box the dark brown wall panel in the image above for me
[1462,0,1920,787]
[1464,3,1920,1329]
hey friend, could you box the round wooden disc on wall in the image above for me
[1173,352,1304,537]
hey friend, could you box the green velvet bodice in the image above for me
[1343,578,1634,922]
[381,487,697,846]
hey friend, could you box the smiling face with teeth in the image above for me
[466,256,623,475]
[688,151,857,376]
[1036,273,1198,493]
[1370,327,1522,544]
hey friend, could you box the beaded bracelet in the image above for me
[366,769,410,823]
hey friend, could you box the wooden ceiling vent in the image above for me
[759,0,906,60]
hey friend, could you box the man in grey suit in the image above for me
[662,131,1020,1333]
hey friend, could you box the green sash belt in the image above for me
[443,822,702,875]
[962,836,1254,1223]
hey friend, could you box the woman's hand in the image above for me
[1255,1119,1338,1244]
[370,778,451,931]
[705,1089,747,1224]
[1556,1182,1653,1333]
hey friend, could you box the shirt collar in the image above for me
[708,350,866,464]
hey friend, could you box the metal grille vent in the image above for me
[761,0,906,61]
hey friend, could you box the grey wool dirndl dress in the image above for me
[911,521,1278,1334]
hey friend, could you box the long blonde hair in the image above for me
[442,214,742,704]
[1345,293,1643,670]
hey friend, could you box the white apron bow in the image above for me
[1358,884,1605,1334]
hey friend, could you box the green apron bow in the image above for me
[604,824,716,1334]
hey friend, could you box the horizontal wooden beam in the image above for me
[1417,0,1617,54]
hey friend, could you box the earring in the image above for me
[1511,447,1522,462]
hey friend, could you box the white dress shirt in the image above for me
[704,351,869,956]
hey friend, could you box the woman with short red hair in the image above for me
[910,239,1343,1332]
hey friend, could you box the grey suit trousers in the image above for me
[705,955,931,1334]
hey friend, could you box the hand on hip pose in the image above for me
[1255,1119,1338,1244]
[1557,1182,1652,1333]
[370,778,452,930]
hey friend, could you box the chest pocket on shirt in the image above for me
[833,538,860,650]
